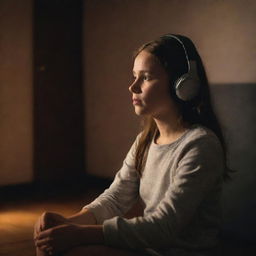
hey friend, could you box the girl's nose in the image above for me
[129,80,141,94]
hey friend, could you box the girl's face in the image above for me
[129,50,177,118]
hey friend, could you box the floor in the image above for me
[0,181,106,256]
[0,181,255,256]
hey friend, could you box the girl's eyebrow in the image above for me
[132,70,152,75]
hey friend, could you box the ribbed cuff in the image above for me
[103,217,120,246]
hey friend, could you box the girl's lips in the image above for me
[132,99,142,105]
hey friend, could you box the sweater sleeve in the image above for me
[82,135,141,224]
[103,135,224,249]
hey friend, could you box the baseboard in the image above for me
[0,174,113,201]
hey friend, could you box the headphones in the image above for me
[163,34,200,101]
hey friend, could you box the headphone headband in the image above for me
[164,34,191,73]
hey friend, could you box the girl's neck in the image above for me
[153,115,190,145]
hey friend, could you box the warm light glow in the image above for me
[0,210,38,225]
[0,201,81,255]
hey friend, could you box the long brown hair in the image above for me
[133,34,231,181]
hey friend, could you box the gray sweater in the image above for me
[83,125,224,256]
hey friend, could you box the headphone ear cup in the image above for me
[175,73,200,101]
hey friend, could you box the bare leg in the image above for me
[63,245,145,256]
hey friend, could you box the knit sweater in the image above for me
[83,125,224,256]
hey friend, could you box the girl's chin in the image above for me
[134,109,148,116]
[133,105,152,116]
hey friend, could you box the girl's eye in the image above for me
[132,74,151,81]
[143,76,151,81]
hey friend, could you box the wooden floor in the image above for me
[0,183,105,256]
[1,182,255,256]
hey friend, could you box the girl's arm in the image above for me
[67,208,97,225]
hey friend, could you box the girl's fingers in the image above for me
[38,244,54,255]
[40,245,48,251]
[45,246,54,255]
[38,243,55,255]
[36,237,52,248]
[37,228,52,240]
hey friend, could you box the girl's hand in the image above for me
[35,223,81,254]
[34,212,69,240]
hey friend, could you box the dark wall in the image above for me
[212,83,256,242]
[34,0,85,185]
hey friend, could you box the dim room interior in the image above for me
[0,0,256,255]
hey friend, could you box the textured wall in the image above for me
[0,0,33,185]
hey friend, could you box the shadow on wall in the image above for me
[211,83,256,243]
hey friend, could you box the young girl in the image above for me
[34,34,229,256]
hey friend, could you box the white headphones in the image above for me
[164,34,200,101]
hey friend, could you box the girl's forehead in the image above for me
[133,51,162,73]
